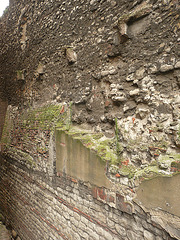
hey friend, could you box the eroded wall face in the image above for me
[0,0,179,168]
[0,0,180,239]
[1,0,179,122]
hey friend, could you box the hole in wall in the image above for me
[127,15,150,37]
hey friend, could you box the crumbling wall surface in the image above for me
[0,0,180,239]
[0,0,180,166]
[1,0,179,117]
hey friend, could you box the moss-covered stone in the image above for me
[22,104,63,130]
[119,165,136,179]
[57,126,120,164]
[171,161,180,169]
[158,154,180,168]
[7,146,36,168]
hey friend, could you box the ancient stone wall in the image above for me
[0,0,180,239]
[0,0,179,168]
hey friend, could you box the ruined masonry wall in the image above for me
[0,0,180,239]
[0,0,180,170]
[0,155,174,240]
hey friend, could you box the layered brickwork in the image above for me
[0,155,176,240]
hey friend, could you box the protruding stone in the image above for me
[126,74,134,82]
[90,0,96,5]
[36,64,44,74]
[12,229,18,238]
[136,108,149,119]
[127,230,140,240]
[160,64,174,72]
[16,70,25,81]
[115,224,127,237]
[66,48,77,63]
[118,22,128,43]
[123,101,136,112]
[110,0,117,7]
[158,161,169,170]
[112,92,126,102]
[129,89,140,96]
[135,67,145,79]
[148,65,158,74]
[16,237,21,240]
[175,61,180,69]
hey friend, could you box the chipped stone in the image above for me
[136,108,150,119]
[126,74,134,82]
[112,92,126,102]
[148,65,158,74]
[160,64,174,72]
[36,64,44,74]
[135,67,145,79]
[129,89,140,96]
[66,48,77,63]
[175,61,180,69]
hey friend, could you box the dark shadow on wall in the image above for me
[0,99,8,142]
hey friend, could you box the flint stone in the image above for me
[136,67,145,79]
[160,64,174,72]
[66,48,77,63]
[175,61,180,69]
[129,89,140,96]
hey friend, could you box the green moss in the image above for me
[57,126,121,164]
[158,154,180,163]
[150,160,158,166]
[115,118,121,155]
[171,161,180,169]
[134,166,157,179]
[126,137,143,151]
[119,165,136,178]
[134,165,172,180]
[7,147,36,168]
[21,104,64,131]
